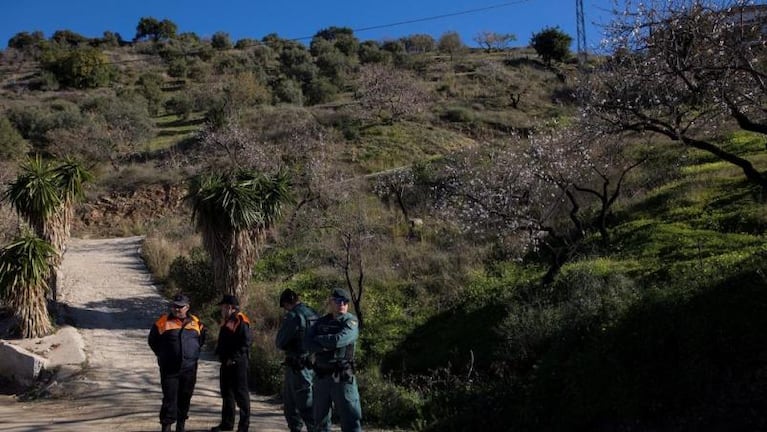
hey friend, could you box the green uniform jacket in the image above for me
[275,302,318,359]
[304,312,359,370]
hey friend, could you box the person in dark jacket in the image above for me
[304,287,362,432]
[276,288,319,432]
[211,294,252,432]
[148,293,205,432]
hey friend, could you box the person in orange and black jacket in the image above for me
[148,293,206,432]
[211,294,252,432]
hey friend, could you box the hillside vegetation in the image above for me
[2,2,767,431]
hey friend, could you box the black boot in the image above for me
[161,424,172,432]
[176,420,185,432]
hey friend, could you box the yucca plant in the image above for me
[188,168,292,302]
[0,234,55,338]
[4,156,93,306]
[4,156,61,244]
[51,157,93,252]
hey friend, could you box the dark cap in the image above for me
[331,287,351,302]
[217,294,239,306]
[171,294,190,307]
[279,288,298,306]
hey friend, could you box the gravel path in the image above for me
[0,237,285,432]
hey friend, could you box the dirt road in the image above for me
[0,237,285,432]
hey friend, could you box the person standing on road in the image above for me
[304,287,362,432]
[211,294,252,432]
[276,288,319,432]
[148,293,206,432]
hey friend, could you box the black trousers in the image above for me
[219,359,251,430]
[159,366,197,425]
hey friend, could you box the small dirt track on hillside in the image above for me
[0,237,284,432]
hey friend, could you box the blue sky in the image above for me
[0,0,616,50]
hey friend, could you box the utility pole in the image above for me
[576,0,587,66]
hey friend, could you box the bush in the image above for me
[272,77,304,105]
[530,26,572,65]
[442,106,475,123]
[41,47,115,89]
[136,73,165,116]
[249,329,283,395]
[6,102,85,149]
[0,116,30,161]
[167,247,217,306]
[358,368,423,428]
[164,93,194,119]
[80,94,155,153]
[211,32,233,50]
[305,76,339,105]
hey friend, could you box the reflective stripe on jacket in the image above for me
[215,311,252,362]
[148,313,204,372]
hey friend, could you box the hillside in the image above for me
[2,14,767,432]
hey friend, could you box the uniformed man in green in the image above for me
[304,287,362,432]
[276,288,319,432]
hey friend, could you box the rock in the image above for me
[0,325,86,389]
[0,341,48,387]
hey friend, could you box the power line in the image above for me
[288,0,534,41]
[57,0,535,66]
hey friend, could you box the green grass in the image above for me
[351,121,476,172]
[147,113,205,151]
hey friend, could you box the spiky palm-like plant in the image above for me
[0,234,55,338]
[51,158,93,252]
[4,156,61,244]
[4,156,92,306]
[188,169,291,301]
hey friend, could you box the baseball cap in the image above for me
[171,293,190,307]
[331,287,351,302]
[217,294,239,306]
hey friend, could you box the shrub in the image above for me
[141,236,177,283]
[167,247,217,306]
[164,93,194,119]
[167,57,188,78]
[211,31,233,50]
[41,47,115,88]
[6,102,85,149]
[530,26,572,65]
[358,368,423,427]
[272,77,304,105]
[305,76,338,105]
[136,72,165,116]
[80,94,155,153]
[249,329,283,395]
[442,106,475,123]
[0,116,30,161]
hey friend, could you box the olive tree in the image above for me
[135,17,178,42]
[530,26,572,65]
[41,47,114,89]
[438,31,465,59]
